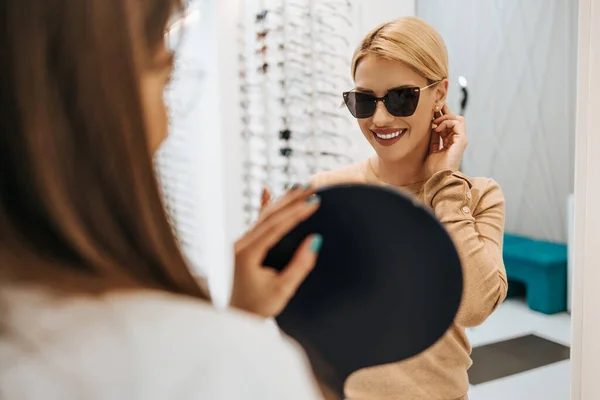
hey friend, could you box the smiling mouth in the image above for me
[373,129,407,140]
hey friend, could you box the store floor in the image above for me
[467,298,571,400]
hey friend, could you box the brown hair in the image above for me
[0,0,208,299]
[351,16,449,83]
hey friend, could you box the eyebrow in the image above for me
[354,84,416,94]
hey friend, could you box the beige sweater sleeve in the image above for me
[423,170,508,327]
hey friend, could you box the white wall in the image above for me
[571,0,600,397]
[417,0,578,243]
[355,0,415,38]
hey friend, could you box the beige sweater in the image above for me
[311,161,508,400]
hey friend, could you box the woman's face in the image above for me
[140,43,174,155]
[353,55,447,163]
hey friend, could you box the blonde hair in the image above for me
[351,17,449,83]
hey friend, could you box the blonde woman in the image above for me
[310,17,508,400]
[256,16,506,400]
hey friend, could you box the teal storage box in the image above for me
[503,234,568,315]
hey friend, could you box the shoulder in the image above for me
[469,176,504,204]
[111,292,320,398]
[424,170,503,210]
[310,161,368,188]
[0,288,321,399]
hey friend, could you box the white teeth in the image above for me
[375,129,405,140]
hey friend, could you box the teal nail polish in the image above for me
[310,234,323,253]
[303,183,312,190]
[291,183,300,190]
[305,195,320,204]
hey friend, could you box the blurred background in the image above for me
[158,1,578,398]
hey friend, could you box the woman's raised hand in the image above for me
[425,104,468,176]
[231,185,322,317]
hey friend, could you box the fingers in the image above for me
[429,129,442,153]
[257,187,272,219]
[275,234,322,302]
[256,187,271,217]
[241,194,321,260]
[237,185,316,251]
[430,117,462,152]
[442,131,456,149]
[433,119,467,153]
[441,103,452,116]
[433,107,466,145]
[434,119,460,136]
[435,121,459,149]
[259,184,315,222]
[254,195,320,249]
[433,114,461,126]
[260,187,271,210]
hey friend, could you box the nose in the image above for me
[372,101,394,127]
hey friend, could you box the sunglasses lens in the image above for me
[343,92,376,118]
[343,88,421,119]
[385,87,420,117]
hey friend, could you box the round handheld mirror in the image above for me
[263,184,463,396]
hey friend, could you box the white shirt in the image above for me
[0,287,323,400]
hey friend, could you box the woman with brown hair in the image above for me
[0,0,328,398]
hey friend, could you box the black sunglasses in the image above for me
[342,81,440,119]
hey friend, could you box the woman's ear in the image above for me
[434,79,449,109]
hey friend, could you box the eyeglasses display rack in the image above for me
[238,0,356,227]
